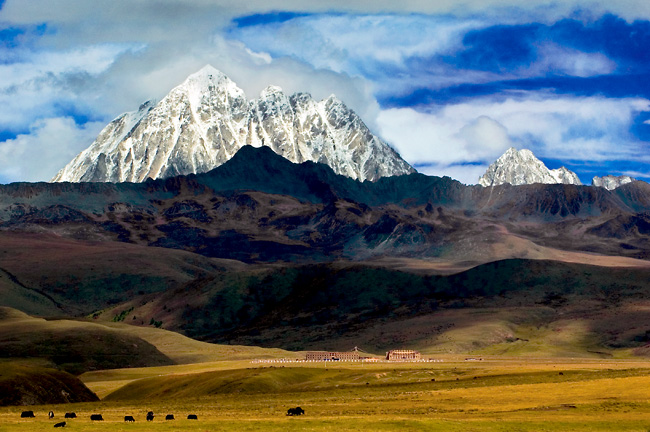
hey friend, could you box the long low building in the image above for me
[305,350,361,361]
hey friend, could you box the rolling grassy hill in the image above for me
[0,362,98,406]
[98,322,299,364]
[0,307,298,374]
[0,307,174,374]
[0,306,299,404]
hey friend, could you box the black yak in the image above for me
[124,415,135,422]
[187,414,198,420]
[53,421,66,428]
[286,407,305,416]
[146,411,154,421]
[165,414,175,420]
[49,411,54,419]
[20,411,35,418]
[64,412,76,419]
[90,414,103,421]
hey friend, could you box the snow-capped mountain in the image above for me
[592,175,635,190]
[52,65,414,183]
[478,147,581,187]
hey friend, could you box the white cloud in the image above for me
[457,116,513,158]
[619,169,650,178]
[0,44,137,132]
[377,94,650,183]
[0,117,104,183]
[526,44,617,77]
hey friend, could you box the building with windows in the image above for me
[305,348,361,361]
[386,349,421,361]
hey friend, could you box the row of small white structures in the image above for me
[250,358,444,363]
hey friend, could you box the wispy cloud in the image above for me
[229,12,650,105]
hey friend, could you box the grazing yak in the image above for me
[187,414,198,420]
[64,412,76,419]
[90,414,104,421]
[165,414,175,420]
[124,415,135,422]
[286,407,305,416]
[49,411,54,419]
[20,411,35,418]
[146,411,154,421]
[54,422,66,428]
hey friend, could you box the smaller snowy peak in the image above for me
[549,166,582,185]
[257,85,291,111]
[478,147,582,187]
[592,175,635,190]
[260,85,285,98]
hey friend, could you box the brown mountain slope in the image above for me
[0,232,247,315]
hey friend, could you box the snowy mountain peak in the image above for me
[478,147,582,187]
[592,175,635,190]
[183,65,242,95]
[52,66,414,183]
[187,64,228,81]
[180,65,232,91]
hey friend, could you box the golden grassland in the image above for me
[3,357,650,431]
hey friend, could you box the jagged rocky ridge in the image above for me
[479,147,581,187]
[52,65,414,183]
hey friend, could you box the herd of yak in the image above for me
[19,406,305,426]
[19,410,199,426]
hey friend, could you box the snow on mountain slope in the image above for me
[52,65,414,183]
[478,147,581,187]
[592,175,635,190]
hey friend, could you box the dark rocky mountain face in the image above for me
[3,145,650,264]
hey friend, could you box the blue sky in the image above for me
[1,1,650,184]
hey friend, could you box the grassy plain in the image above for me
[3,357,650,431]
